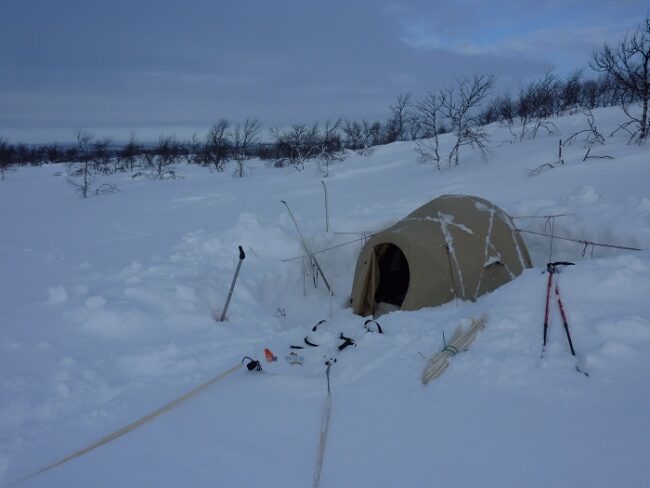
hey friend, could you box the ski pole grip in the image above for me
[238,246,245,260]
[547,261,574,273]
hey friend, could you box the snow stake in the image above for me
[218,245,246,322]
[321,180,330,233]
[542,262,589,376]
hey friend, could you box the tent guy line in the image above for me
[516,229,642,252]
[280,225,642,264]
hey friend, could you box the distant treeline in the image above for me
[0,71,633,170]
[3,7,650,186]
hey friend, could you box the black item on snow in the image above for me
[242,356,262,371]
[364,319,384,334]
[250,319,384,374]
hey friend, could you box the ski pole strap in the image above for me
[304,336,320,347]
[364,319,383,334]
[442,345,460,355]
[441,331,459,355]
[337,333,356,351]
[312,319,327,332]
[547,261,574,274]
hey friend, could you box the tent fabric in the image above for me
[350,195,532,317]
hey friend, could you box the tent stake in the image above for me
[282,200,334,296]
[321,180,330,233]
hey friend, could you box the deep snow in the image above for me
[1,106,649,487]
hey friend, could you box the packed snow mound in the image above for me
[1,106,649,487]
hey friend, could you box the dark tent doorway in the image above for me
[373,243,410,309]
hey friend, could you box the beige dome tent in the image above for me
[350,195,532,317]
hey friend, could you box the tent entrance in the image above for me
[374,243,410,308]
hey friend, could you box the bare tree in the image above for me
[66,129,95,198]
[512,73,559,141]
[387,93,412,142]
[0,137,15,181]
[561,70,584,114]
[343,120,364,152]
[43,142,63,165]
[91,137,113,175]
[203,119,231,171]
[232,118,262,177]
[182,134,202,165]
[118,132,141,172]
[342,120,382,155]
[271,123,319,170]
[415,92,445,169]
[360,120,382,153]
[142,135,180,179]
[443,74,495,167]
[316,119,345,177]
[497,94,516,124]
[591,16,650,142]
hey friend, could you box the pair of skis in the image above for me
[541,262,589,377]
[422,315,487,385]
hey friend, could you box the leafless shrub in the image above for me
[385,93,413,143]
[272,120,345,175]
[95,183,120,195]
[512,72,560,141]
[443,73,495,167]
[316,119,346,177]
[591,16,650,143]
[414,92,445,169]
[202,119,231,171]
[66,129,95,198]
[564,110,615,161]
[0,137,15,181]
[118,132,142,172]
[232,118,262,178]
[143,135,181,180]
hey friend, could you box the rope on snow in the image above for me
[9,363,243,486]
[313,361,334,488]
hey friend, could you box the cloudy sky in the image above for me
[1,0,646,143]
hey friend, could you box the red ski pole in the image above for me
[554,283,576,356]
[542,269,554,357]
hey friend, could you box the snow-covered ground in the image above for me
[1,106,649,487]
